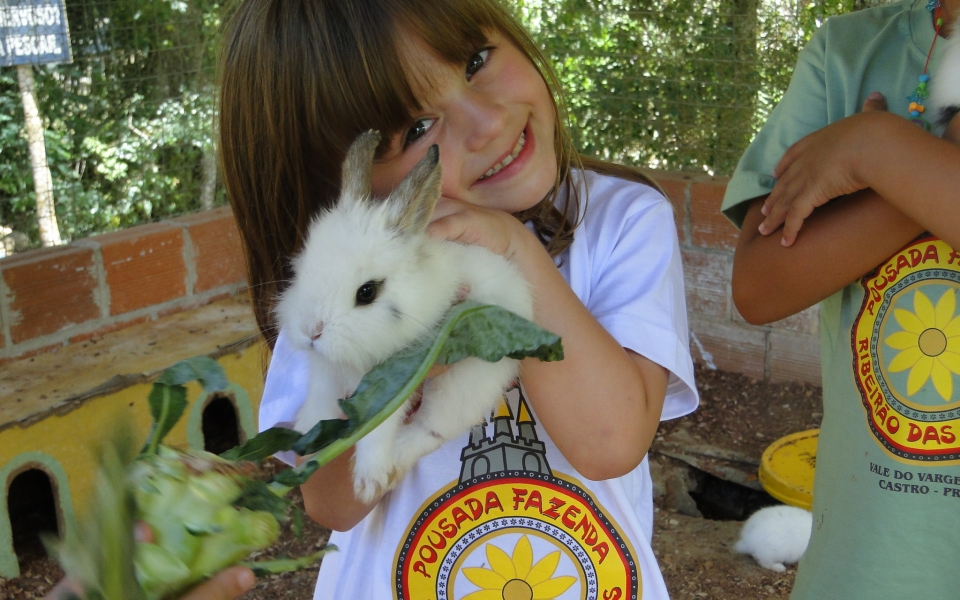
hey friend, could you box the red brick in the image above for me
[690,178,740,251]
[651,174,689,243]
[689,317,767,380]
[769,331,821,385]
[90,223,187,315]
[682,249,730,318]
[1,246,101,343]
[174,207,246,293]
[0,305,5,349]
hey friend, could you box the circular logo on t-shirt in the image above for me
[393,390,639,599]
[852,236,960,463]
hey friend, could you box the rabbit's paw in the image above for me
[351,443,395,503]
[759,561,787,573]
[353,471,389,504]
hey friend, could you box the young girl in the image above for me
[218,1,697,598]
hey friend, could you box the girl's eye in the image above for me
[465,49,490,79]
[405,119,436,145]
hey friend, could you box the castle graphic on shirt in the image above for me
[393,387,640,600]
[852,235,960,465]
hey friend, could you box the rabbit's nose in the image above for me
[310,323,324,341]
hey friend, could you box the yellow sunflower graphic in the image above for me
[885,288,960,401]
[460,535,577,600]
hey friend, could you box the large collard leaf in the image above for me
[266,301,563,490]
[142,357,229,455]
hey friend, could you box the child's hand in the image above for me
[427,197,541,264]
[758,92,891,246]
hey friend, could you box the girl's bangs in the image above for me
[322,0,504,151]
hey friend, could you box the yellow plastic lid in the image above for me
[759,429,819,511]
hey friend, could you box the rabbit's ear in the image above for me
[340,130,380,205]
[390,144,442,235]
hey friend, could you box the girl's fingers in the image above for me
[180,566,255,600]
[135,521,154,543]
[780,198,816,247]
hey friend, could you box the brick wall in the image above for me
[0,207,247,362]
[652,172,821,385]
[0,175,822,384]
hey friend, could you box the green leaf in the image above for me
[269,301,562,488]
[141,357,228,455]
[240,546,337,577]
[233,479,292,523]
[156,356,228,391]
[267,457,321,492]
[437,303,564,364]
[220,427,303,462]
[141,383,188,455]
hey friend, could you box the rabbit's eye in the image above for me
[356,280,382,306]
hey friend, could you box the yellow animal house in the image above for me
[0,295,265,578]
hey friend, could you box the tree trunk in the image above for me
[199,142,218,211]
[17,64,62,247]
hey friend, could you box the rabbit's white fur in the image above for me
[276,131,532,503]
[734,505,812,573]
[931,20,960,127]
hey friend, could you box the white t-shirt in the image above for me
[260,170,698,600]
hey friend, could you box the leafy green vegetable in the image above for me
[239,301,563,492]
[51,301,562,599]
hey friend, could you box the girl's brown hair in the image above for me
[218,0,658,346]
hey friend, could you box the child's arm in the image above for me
[429,200,669,481]
[758,106,960,248]
[733,190,923,324]
[734,107,960,325]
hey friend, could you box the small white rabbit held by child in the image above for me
[734,505,812,573]
[931,20,960,127]
[276,131,533,503]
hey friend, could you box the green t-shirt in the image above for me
[721,2,960,599]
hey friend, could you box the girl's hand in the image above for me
[427,197,544,272]
[758,92,891,246]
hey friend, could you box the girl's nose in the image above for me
[458,90,509,152]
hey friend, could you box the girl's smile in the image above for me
[370,31,558,215]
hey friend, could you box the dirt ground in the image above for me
[1,366,822,600]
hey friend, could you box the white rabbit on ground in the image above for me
[733,505,812,573]
[275,130,533,503]
[931,20,960,128]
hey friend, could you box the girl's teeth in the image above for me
[481,131,526,180]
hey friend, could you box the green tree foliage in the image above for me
[0,0,223,244]
[1,0,870,246]
[518,0,857,174]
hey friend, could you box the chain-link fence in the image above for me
[1,0,885,249]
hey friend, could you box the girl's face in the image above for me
[370,31,558,214]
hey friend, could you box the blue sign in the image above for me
[0,0,72,67]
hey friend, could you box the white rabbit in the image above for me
[733,505,812,573]
[931,20,960,128]
[275,130,533,503]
